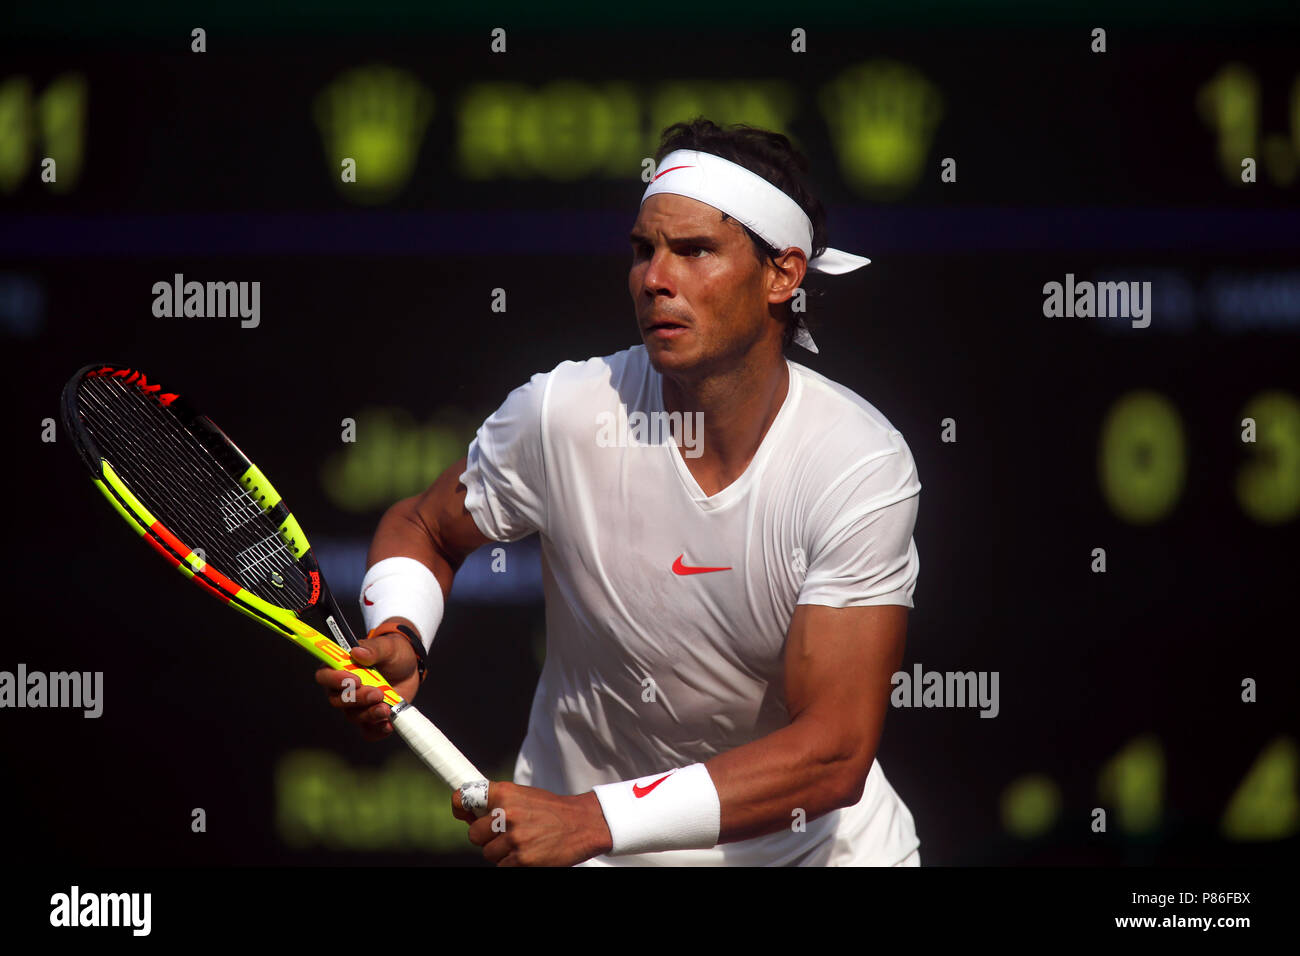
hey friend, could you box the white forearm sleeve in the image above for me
[359,556,445,652]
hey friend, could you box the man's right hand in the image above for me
[332,461,491,740]
[314,631,421,740]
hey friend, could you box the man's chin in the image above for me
[642,336,696,372]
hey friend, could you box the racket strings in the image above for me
[79,377,295,569]
[78,382,217,533]
[216,486,266,532]
[79,377,306,607]
[78,382,222,544]
[235,532,299,582]
[75,376,310,610]
[77,378,277,569]
[79,379,244,537]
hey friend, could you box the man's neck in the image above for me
[661,351,790,495]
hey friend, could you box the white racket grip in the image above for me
[390,703,489,815]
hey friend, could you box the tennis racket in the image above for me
[60,362,488,813]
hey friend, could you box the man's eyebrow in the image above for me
[628,231,718,245]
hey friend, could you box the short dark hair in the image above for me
[653,117,828,350]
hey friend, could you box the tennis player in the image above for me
[317,118,922,866]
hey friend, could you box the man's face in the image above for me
[628,193,783,378]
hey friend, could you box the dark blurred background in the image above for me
[1,1,1296,867]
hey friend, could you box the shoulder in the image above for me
[545,344,649,385]
[513,345,648,392]
[787,360,918,484]
[524,345,652,424]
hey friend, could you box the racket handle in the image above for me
[390,703,489,815]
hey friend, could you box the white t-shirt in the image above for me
[460,345,921,866]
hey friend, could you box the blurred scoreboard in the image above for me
[1,33,1299,213]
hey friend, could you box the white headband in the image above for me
[640,148,870,352]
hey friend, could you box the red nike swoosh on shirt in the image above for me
[362,587,374,606]
[632,772,675,798]
[672,554,732,575]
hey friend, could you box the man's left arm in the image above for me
[705,602,906,843]
[453,603,906,864]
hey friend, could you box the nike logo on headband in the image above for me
[652,165,693,181]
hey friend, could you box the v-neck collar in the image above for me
[652,358,800,513]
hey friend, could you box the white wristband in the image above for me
[359,556,444,653]
[592,763,721,855]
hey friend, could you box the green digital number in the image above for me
[1098,391,1186,524]
[1221,736,1299,840]
[36,73,87,193]
[1237,391,1300,524]
[1000,773,1062,838]
[1196,63,1259,184]
[0,76,33,194]
[1098,733,1164,834]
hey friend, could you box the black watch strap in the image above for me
[367,622,428,684]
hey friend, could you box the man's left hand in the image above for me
[452,782,613,866]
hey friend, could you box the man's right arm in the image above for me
[367,454,494,610]
[315,455,493,739]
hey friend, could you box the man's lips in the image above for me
[643,317,689,332]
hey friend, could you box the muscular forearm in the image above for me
[704,718,875,845]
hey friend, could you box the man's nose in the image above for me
[639,247,674,295]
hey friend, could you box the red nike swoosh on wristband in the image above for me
[362,587,374,606]
[672,554,732,575]
[633,772,676,798]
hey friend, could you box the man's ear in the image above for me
[768,248,808,304]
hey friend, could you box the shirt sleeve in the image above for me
[796,436,921,609]
[459,371,550,542]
